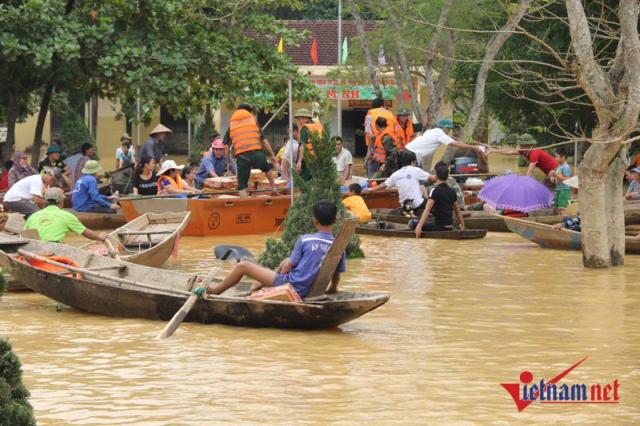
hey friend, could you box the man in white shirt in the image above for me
[406,118,484,170]
[3,172,56,218]
[281,125,300,182]
[332,136,352,183]
[365,150,433,214]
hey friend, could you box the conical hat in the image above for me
[149,124,173,135]
[564,175,579,189]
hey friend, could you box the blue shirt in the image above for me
[72,174,111,212]
[281,231,346,298]
[195,154,236,185]
[556,163,572,190]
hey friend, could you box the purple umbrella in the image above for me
[478,175,553,212]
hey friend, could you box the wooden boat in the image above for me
[356,221,487,239]
[372,209,563,233]
[0,240,388,329]
[120,195,291,237]
[503,216,640,254]
[80,212,190,268]
[359,188,400,209]
[69,210,127,230]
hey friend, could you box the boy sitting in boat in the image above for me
[206,200,346,298]
[413,165,465,237]
[343,183,372,223]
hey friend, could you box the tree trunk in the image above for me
[3,102,19,162]
[382,2,422,123]
[203,103,213,144]
[462,0,532,141]
[90,94,98,140]
[579,137,626,268]
[347,0,382,97]
[424,0,452,128]
[429,33,455,125]
[31,81,54,168]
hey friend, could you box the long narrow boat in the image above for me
[69,210,127,230]
[503,216,640,254]
[80,211,190,267]
[0,241,389,329]
[356,221,487,239]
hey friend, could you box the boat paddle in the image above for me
[157,267,220,339]
[103,238,122,261]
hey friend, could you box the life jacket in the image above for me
[398,119,414,147]
[229,109,263,156]
[157,174,185,193]
[301,122,324,156]
[365,107,396,146]
[18,255,83,279]
[373,127,397,164]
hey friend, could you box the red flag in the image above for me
[310,37,318,65]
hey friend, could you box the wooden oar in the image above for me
[157,267,220,339]
[103,238,121,260]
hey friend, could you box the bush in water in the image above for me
[258,125,364,269]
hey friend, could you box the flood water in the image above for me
[2,231,640,424]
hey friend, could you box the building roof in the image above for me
[283,20,378,66]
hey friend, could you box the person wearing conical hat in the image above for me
[71,160,120,214]
[141,124,172,164]
[294,108,324,181]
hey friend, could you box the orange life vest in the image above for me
[365,107,396,147]
[301,122,324,156]
[157,174,185,193]
[229,109,263,156]
[373,127,397,164]
[398,119,414,147]
[18,255,82,279]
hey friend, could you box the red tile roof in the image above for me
[282,20,378,66]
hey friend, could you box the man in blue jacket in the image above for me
[72,160,120,214]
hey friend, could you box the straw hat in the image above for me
[294,108,313,118]
[149,124,173,135]
[81,160,104,175]
[564,175,579,189]
[158,159,184,175]
[121,132,132,141]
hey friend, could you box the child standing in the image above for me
[206,200,346,298]
[343,183,372,223]
[552,147,572,215]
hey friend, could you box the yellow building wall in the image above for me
[14,113,51,162]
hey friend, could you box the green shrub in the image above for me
[60,109,96,157]
[258,126,364,268]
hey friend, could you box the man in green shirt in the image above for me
[25,187,107,243]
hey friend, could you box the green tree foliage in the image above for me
[0,270,35,425]
[189,124,218,165]
[59,108,96,157]
[0,0,321,156]
[258,128,364,269]
[0,339,35,426]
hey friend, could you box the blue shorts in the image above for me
[273,273,291,286]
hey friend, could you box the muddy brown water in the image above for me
[2,232,640,424]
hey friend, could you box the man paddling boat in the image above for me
[25,187,107,243]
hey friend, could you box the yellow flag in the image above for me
[277,37,284,53]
